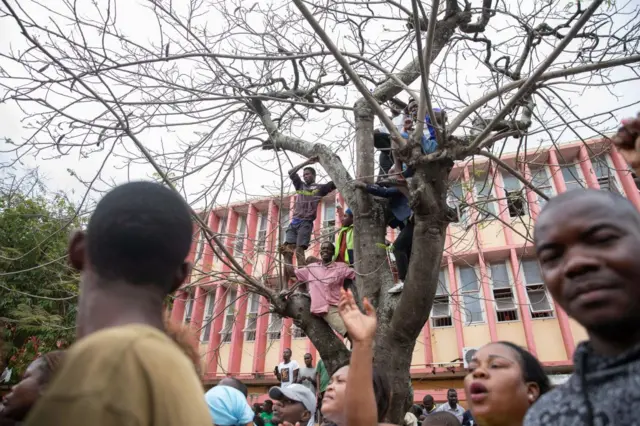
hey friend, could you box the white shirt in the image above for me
[435,403,465,422]
[277,360,299,387]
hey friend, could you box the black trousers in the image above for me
[393,220,414,281]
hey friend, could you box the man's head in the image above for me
[302,167,316,185]
[534,189,640,349]
[342,208,353,227]
[262,399,273,414]
[422,394,435,411]
[320,241,335,263]
[304,353,313,368]
[219,377,248,397]
[253,403,262,414]
[447,389,458,407]
[283,348,292,363]
[269,384,317,425]
[68,182,193,336]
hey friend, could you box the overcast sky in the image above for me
[1,0,638,211]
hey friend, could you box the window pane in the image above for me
[463,293,483,323]
[279,208,290,243]
[501,173,521,192]
[459,266,479,292]
[475,180,496,215]
[560,165,584,191]
[324,201,336,221]
[436,269,447,295]
[490,263,510,289]
[522,260,543,285]
[528,289,552,312]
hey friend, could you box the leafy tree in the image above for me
[0,173,81,381]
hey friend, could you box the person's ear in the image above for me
[170,261,191,293]
[525,382,541,404]
[68,230,86,271]
[300,410,311,423]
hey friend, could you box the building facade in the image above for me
[169,138,640,404]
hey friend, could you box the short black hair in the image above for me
[86,181,193,292]
[422,412,460,426]
[447,388,456,394]
[219,377,249,397]
[497,341,551,396]
[303,166,316,176]
[321,241,335,251]
[264,399,273,406]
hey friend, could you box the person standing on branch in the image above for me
[282,157,336,287]
[334,209,354,266]
[354,179,412,294]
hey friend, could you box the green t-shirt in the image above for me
[260,412,274,426]
[316,359,330,393]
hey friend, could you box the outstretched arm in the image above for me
[354,180,400,198]
[338,288,378,426]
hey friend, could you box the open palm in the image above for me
[338,288,376,343]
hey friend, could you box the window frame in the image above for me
[501,172,527,218]
[520,259,555,319]
[322,199,336,243]
[528,165,555,207]
[431,269,453,328]
[488,261,519,323]
[244,293,261,341]
[234,215,247,256]
[473,172,498,221]
[256,214,269,251]
[220,287,237,343]
[457,265,485,325]
[267,313,283,340]
[201,291,216,343]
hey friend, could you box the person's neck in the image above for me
[322,259,333,266]
[588,326,640,357]
[78,279,166,339]
[449,402,457,409]
[283,359,290,364]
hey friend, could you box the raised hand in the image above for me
[612,113,640,174]
[307,156,320,164]
[338,288,376,343]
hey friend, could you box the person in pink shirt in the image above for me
[295,241,356,337]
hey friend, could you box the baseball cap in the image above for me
[268,384,317,413]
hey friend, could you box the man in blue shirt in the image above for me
[204,378,254,426]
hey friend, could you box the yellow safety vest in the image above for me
[334,225,354,263]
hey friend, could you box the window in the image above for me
[474,173,497,219]
[501,173,527,217]
[220,287,237,343]
[322,200,336,242]
[447,180,467,224]
[194,229,206,265]
[458,265,484,324]
[267,314,283,340]
[257,214,268,251]
[183,291,194,323]
[489,262,518,322]
[431,269,452,328]
[201,291,215,343]
[292,324,306,339]
[529,166,554,207]
[560,164,585,192]
[244,293,260,341]
[279,208,290,244]
[521,260,554,318]
[214,216,227,262]
[234,215,247,256]
[592,154,621,193]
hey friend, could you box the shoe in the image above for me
[388,281,404,294]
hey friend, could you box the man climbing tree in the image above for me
[282,157,336,287]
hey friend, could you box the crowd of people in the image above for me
[0,115,639,426]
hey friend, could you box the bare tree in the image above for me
[1,0,639,419]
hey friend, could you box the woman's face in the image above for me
[321,365,349,424]
[0,358,45,420]
[463,343,539,425]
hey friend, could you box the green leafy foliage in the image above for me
[0,181,82,381]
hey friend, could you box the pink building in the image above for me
[169,138,640,403]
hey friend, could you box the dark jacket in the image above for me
[524,341,640,426]
[289,173,336,221]
[364,184,411,228]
